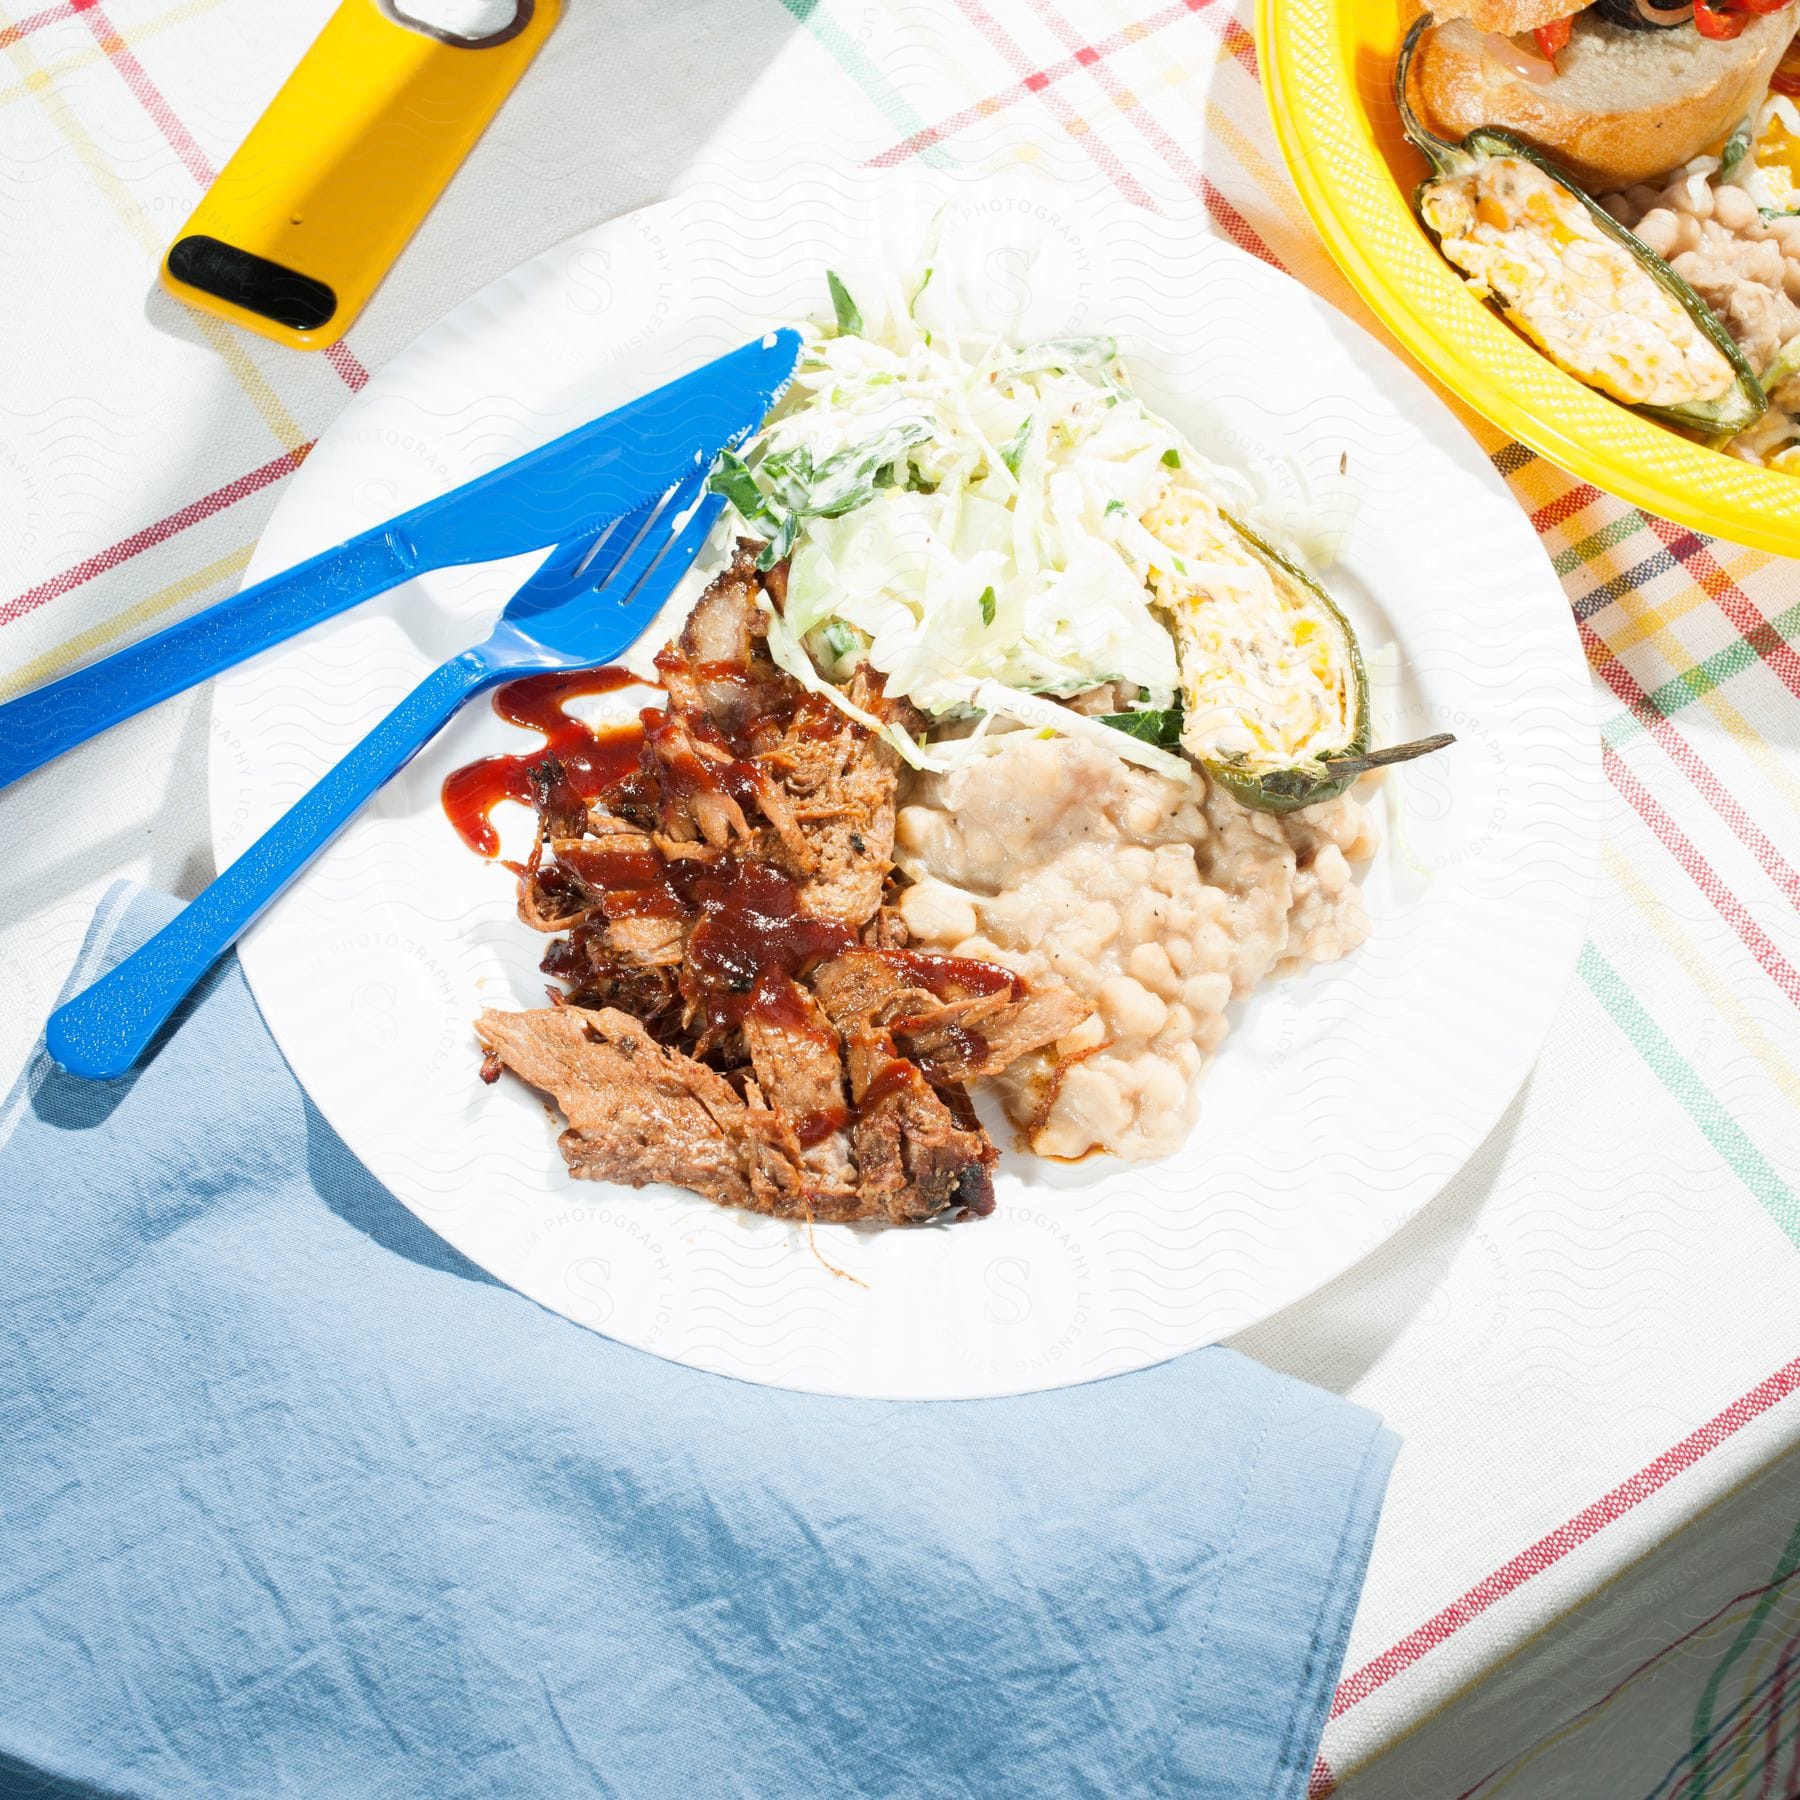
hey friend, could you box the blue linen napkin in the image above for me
[0,885,1396,1800]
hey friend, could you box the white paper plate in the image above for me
[210,168,1599,1399]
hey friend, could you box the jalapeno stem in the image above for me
[1322,732,1456,778]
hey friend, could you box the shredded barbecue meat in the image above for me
[526,755,589,841]
[474,545,1096,1224]
[810,948,1090,1086]
[474,1005,785,1208]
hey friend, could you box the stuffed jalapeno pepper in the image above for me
[1396,14,1767,437]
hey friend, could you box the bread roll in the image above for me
[1405,6,1799,191]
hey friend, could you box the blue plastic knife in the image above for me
[0,328,800,792]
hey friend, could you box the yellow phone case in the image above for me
[161,0,559,351]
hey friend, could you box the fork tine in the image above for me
[503,493,659,624]
[531,526,608,587]
[593,466,713,606]
[634,490,727,604]
[497,463,729,662]
[568,492,659,593]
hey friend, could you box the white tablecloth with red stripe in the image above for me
[3,3,1799,1794]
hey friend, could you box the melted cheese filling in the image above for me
[1141,489,1354,772]
[1421,156,1736,410]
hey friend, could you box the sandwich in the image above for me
[1401,0,1800,190]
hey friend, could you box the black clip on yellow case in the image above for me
[162,0,559,351]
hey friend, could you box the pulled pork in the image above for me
[474,545,1092,1225]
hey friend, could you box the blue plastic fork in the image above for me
[46,471,726,1081]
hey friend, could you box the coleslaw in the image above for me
[710,269,1281,775]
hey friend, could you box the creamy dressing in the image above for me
[1421,156,1736,409]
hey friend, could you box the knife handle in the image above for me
[0,527,417,792]
[45,651,492,1082]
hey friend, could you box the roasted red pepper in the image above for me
[1532,13,1573,60]
[1692,0,1748,40]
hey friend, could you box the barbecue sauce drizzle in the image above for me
[445,661,1021,1142]
[444,668,862,1043]
[442,668,646,857]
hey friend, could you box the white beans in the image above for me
[1633,208,1680,257]
[901,736,1373,1161]
[1712,184,1759,232]
[1600,169,1800,384]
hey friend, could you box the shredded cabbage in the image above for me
[711,274,1282,765]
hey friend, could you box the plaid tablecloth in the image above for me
[2,2,1799,1794]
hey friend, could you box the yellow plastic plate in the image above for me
[1259,0,1800,552]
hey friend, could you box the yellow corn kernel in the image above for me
[1523,191,1582,247]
